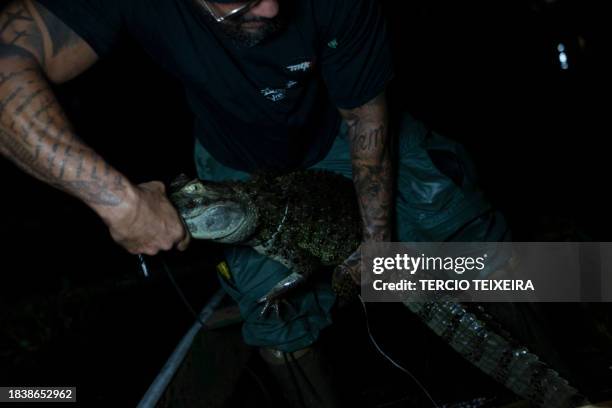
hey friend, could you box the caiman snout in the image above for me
[170,177,257,243]
[182,201,248,241]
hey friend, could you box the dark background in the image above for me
[1,0,609,405]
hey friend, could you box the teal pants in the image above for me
[195,112,509,352]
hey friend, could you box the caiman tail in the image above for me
[404,300,587,407]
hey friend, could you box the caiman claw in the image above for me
[257,272,305,319]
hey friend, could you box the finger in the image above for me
[141,180,166,193]
[176,231,191,251]
[176,217,191,252]
[348,265,361,284]
[127,247,141,255]
[160,241,174,252]
[343,249,362,269]
[141,247,160,256]
[337,261,358,281]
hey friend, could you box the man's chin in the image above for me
[233,31,267,48]
[199,3,288,47]
[204,15,286,48]
[241,21,266,31]
[234,25,282,48]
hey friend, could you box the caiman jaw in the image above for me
[182,202,257,243]
[213,215,257,243]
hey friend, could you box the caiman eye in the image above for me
[184,183,204,194]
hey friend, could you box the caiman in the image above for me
[170,170,362,311]
[169,169,586,408]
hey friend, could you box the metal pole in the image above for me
[137,289,225,408]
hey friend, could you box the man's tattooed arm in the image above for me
[0,1,191,256]
[0,0,133,211]
[332,92,392,287]
[340,91,392,243]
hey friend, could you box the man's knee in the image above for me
[393,111,508,242]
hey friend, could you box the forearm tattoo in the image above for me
[0,1,127,207]
[342,93,392,242]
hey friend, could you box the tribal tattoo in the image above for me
[30,1,81,57]
[0,3,43,60]
[0,1,126,207]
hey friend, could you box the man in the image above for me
[0,0,507,405]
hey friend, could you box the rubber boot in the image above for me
[259,346,339,408]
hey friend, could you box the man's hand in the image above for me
[332,245,362,302]
[334,246,361,285]
[101,181,191,255]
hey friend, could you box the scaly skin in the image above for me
[170,170,363,311]
[171,170,587,405]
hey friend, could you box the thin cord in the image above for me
[358,295,440,408]
[288,352,324,404]
[283,352,308,408]
[162,259,210,328]
[244,365,273,405]
[161,256,438,407]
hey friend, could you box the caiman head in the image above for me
[169,175,258,244]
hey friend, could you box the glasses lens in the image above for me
[205,0,258,21]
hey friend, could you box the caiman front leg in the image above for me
[256,247,318,319]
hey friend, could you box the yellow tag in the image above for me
[216,261,231,281]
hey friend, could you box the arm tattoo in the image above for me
[1,1,84,67]
[1,125,125,207]
[349,122,386,153]
[31,1,80,56]
[0,6,128,208]
[0,2,44,63]
[341,93,393,242]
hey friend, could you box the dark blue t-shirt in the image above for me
[37,0,393,172]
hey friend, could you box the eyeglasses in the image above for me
[198,0,262,23]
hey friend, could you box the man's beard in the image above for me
[203,10,286,48]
